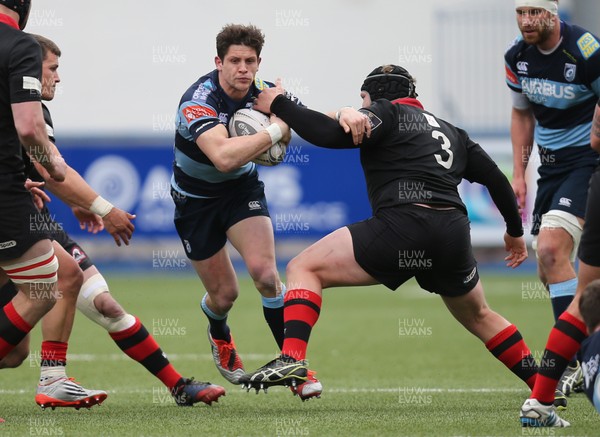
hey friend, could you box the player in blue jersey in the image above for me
[505,0,600,410]
[170,23,368,400]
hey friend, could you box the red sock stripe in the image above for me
[485,324,517,351]
[4,254,55,274]
[109,317,142,341]
[284,304,320,326]
[156,364,183,390]
[560,311,588,336]
[282,338,308,361]
[41,341,68,363]
[121,335,158,361]
[546,328,582,358]
[0,337,13,358]
[532,374,557,404]
[3,302,31,333]
[284,289,322,307]
[497,338,529,368]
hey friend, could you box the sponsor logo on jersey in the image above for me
[577,32,600,60]
[0,240,16,250]
[423,113,440,128]
[248,200,262,210]
[182,105,217,123]
[192,79,215,101]
[522,78,576,104]
[505,65,519,85]
[559,197,572,207]
[183,239,192,253]
[516,61,529,75]
[564,63,577,82]
[254,77,267,91]
[359,109,382,131]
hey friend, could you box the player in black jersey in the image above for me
[239,64,540,405]
[577,279,600,415]
[0,0,67,398]
[0,34,225,410]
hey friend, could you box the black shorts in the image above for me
[578,165,600,267]
[0,174,49,261]
[172,180,270,261]
[348,204,479,297]
[51,227,94,271]
[531,146,598,235]
[0,280,18,307]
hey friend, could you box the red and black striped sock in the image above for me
[531,311,588,404]
[110,316,183,390]
[40,341,67,367]
[486,324,538,390]
[281,289,322,361]
[0,302,32,360]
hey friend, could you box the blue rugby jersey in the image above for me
[171,70,274,198]
[505,22,600,150]
[577,331,600,414]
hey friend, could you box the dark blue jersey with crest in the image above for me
[505,21,600,150]
[577,331,600,414]
[172,70,297,198]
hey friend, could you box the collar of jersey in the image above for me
[390,97,424,110]
[0,13,19,29]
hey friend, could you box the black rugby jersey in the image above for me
[505,21,600,150]
[23,104,54,184]
[0,15,42,175]
[577,331,600,413]
[269,96,523,237]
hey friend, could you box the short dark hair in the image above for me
[31,34,61,60]
[579,279,600,333]
[216,24,264,60]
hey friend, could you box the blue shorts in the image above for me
[172,176,270,261]
[531,146,599,235]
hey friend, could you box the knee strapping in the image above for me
[534,210,583,262]
[76,273,135,332]
[3,249,58,284]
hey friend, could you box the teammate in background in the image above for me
[0,0,66,402]
[578,280,600,415]
[0,34,226,409]
[240,66,539,408]
[170,23,367,400]
[519,100,600,426]
[505,0,600,398]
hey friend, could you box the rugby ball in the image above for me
[228,108,286,166]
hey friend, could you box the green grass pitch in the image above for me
[1,273,598,436]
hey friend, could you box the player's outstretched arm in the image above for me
[34,162,135,246]
[510,106,535,211]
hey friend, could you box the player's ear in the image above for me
[215,56,223,70]
[257,56,262,70]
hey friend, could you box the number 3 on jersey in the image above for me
[432,130,453,169]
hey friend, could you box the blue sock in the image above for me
[201,293,230,342]
[262,285,286,350]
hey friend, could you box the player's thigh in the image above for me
[287,226,377,290]
[227,215,276,268]
[190,246,239,298]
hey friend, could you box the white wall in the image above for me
[27,0,523,137]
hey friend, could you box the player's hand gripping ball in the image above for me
[228,108,287,166]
